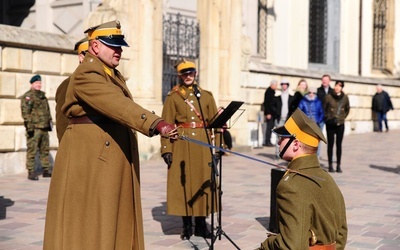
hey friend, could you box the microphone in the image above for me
[193,84,201,98]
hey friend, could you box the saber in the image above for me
[178,135,325,180]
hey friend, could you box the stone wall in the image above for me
[0,24,80,175]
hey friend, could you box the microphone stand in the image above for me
[193,84,219,249]
[194,86,240,250]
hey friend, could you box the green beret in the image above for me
[30,74,41,84]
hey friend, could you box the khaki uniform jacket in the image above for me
[161,84,219,216]
[44,53,162,250]
[260,154,347,249]
[55,76,70,142]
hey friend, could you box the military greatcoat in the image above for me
[259,154,347,249]
[55,76,70,142]
[44,53,162,250]
[161,84,219,216]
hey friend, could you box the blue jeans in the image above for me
[377,112,388,131]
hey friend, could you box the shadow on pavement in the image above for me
[370,164,400,174]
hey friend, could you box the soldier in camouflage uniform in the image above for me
[20,74,53,180]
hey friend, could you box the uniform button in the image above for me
[105,141,110,146]
[141,114,146,119]
[151,111,155,114]
[190,93,193,96]
[191,117,195,120]
[163,146,166,148]
[190,100,194,103]
[190,108,193,111]
[192,132,195,136]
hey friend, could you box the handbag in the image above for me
[325,117,337,127]
[325,98,343,127]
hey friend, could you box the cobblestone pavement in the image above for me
[1,130,399,250]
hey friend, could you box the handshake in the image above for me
[156,120,178,140]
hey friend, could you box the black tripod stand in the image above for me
[206,101,243,250]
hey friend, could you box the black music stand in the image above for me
[207,101,244,250]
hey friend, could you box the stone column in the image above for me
[197,0,221,103]
[198,0,248,146]
[86,0,162,103]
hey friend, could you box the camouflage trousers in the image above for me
[26,129,50,172]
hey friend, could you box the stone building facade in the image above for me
[0,0,399,175]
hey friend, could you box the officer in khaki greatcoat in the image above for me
[55,37,88,142]
[161,59,220,240]
[43,20,177,250]
[20,74,53,180]
[256,108,347,250]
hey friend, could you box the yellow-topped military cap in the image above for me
[84,20,129,47]
[273,108,326,147]
[175,59,196,75]
[74,37,89,54]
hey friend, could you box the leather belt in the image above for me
[69,116,113,124]
[176,122,204,129]
[309,242,336,250]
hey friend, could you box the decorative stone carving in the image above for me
[241,35,252,71]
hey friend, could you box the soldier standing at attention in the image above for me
[161,59,219,240]
[256,109,347,250]
[20,74,53,181]
[55,37,88,142]
[43,20,177,249]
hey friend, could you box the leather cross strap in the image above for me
[184,99,203,121]
[309,242,336,250]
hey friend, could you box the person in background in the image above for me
[20,74,53,181]
[218,106,233,155]
[55,37,88,142]
[272,79,294,159]
[371,84,394,132]
[263,79,278,147]
[161,59,218,240]
[44,20,178,249]
[289,78,308,115]
[255,109,347,250]
[317,74,334,106]
[324,81,350,173]
[298,86,324,158]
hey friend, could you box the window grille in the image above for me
[372,0,387,70]
[162,13,200,102]
[308,0,327,64]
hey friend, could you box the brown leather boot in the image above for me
[28,171,38,181]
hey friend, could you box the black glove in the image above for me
[162,153,173,168]
[27,130,34,137]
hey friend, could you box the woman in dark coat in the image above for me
[324,81,350,173]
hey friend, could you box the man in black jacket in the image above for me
[263,80,278,146]
[372,84,394,132]
[317,74,334,108]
